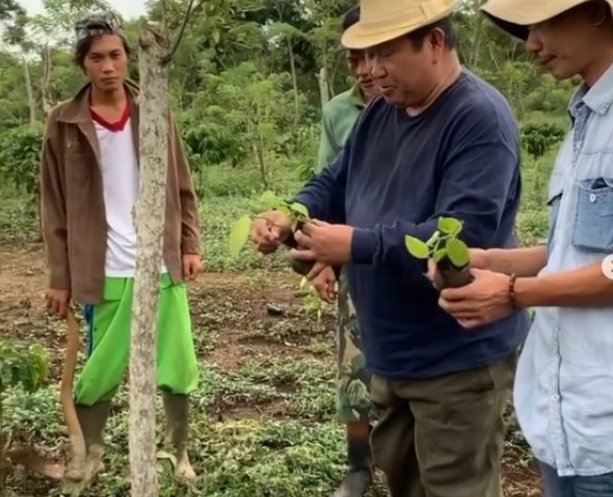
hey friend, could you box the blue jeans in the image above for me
[540,462,613,497]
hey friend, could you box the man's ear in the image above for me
[429,28,447,64]
[589,0,612,26]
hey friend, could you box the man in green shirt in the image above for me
[314,6,379,497]
[317,8,379,172]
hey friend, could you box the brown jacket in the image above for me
[40,80,201,304]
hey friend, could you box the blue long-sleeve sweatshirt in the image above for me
[294,70,530,379]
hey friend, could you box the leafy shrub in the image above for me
[0,338,48,486]
[182,120,249,169]
[0,124,44,197]
[516,209,550,246]
[521,122,565,160]
[0,340,48,395]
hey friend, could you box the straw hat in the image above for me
[341,0,458,50]
[481,0,613,40]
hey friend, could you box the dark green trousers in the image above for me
[369,353,516,497]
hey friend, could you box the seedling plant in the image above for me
[404,216,474,289]
[228,190,314,275]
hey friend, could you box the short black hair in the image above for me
[73,33,132,69]
[342,6,360,32]
[73,12,131,69]
[407,16,456,50]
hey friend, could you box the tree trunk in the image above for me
[41,45,53,117]
[317,67,329,108]
[287,38,299,129]
[468,10,484,69]
[23,59,36,127]
[254,142,267,188]
[1,390,5,490]
[129,26,170,497]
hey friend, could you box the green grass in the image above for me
[0,356,355,497]
[1,351,531,497]
[0,159,550,496]
[0,188,38,243]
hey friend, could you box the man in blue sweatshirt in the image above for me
[316,7,380,497]
[250,0,529,496]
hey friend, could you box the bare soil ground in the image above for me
[0,243,542,496]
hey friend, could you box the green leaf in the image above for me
[277,204,291,217]
[156,450,178,469]
[446,238,470,267]
[433,248,446,263]
[438,217,463,235]
[228,215,252,258]
[289,202,309,220]
[258,190,283,210]
[405,235,431,259]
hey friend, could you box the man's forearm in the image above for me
[171,117,202,255]
[180,198,201,255]
[485,246,548,277]
[515,262,613,308]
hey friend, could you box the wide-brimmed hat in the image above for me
[481,0,613,40]
[341,0,458,50]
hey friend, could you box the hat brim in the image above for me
[480,0,609,40]
[340,6,455,50]
[481,12,530,40]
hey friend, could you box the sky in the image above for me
[16,0,147,20]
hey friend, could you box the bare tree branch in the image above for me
[161,0,170,44]
[166,0,198,63]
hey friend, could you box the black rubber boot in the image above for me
[65,401,111,482]
[162,391,197,483]
[332,436,373,497]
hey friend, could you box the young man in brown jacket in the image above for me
[40,12,202,484]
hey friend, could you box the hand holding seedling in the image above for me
[437,269,516,329]
[250,210,294,254]
[405,217,475,289]
[406,217,517,328]
[427,248,490,288]
[228,191,316,275]
[290,220,353,266]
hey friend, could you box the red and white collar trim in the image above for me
[91,100,131,132]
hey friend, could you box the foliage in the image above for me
[182,121,249,170]
[521,122,566,160]
[187,62,306,187]
[0,0,28,44]
[228,190,310,259]
[0,338,48,489]
[405,217,474,289]
[0,266,539,496]
[0,340,48,395]
[0,123,44,198]
[405,217,470,269]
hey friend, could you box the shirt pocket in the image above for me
[571,176,613,253]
